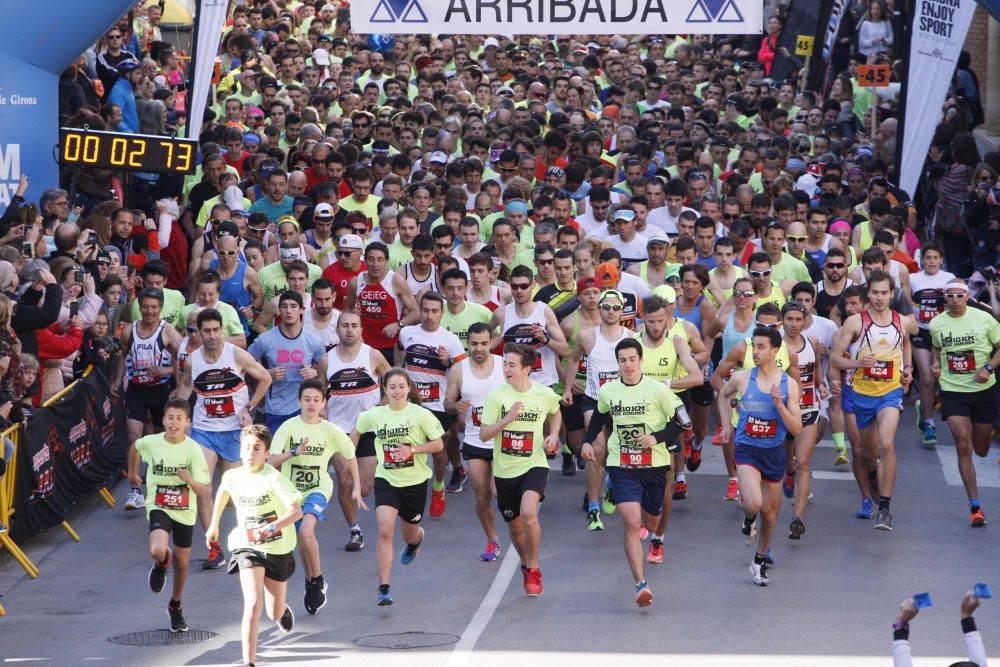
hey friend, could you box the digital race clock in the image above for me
[58,127,198,174]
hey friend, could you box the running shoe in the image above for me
[742,514,758,546]
[970,506,986,527]
[429,489,446,517]
[712,425,722,446]
[587,509,604,531]
[277,605,294,633]
[523,566,543,596]
[687,440,702,472]
[723,479,739,502]
[672,480,688,501]
[683,431,693,460]
[922,423,937,448]
[377,590,394,606]
[782,471,795,499]
[750,559,769,586]
[647,539,664,564]
[639,526,648,541]
[916,400,925,433]
[168,601,187,633]
[400,528,424,565]
[634,581,653,607]
[148,550,170,594]
[834,447,849,466]
[764,548,774,566]
[602,486,616,515]
[480,541,501,562]
[345,529,364,552]
[202,541,225,570]
[561,452,576,476]
[874,508,893,531]
[856,497,875,519]
[304,576,328,615]
[124,488,145,511]
[788,517,805,540]
[446,467,468,493]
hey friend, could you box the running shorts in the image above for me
[148,509,194,549]
[192,428,241,462]
[607,466,669,516]
[941,387,998,424]
[356,431,376,458]
[374,477,428,524]
[494,467,548,522]
[126,382,174,428]
[462,444,494,462]
[852,387,904,430]
[227,548,296,582]
[734,444,786,483]
[561,393,584,432]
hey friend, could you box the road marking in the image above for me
[935,443,1000,488]
[446,543,520,667]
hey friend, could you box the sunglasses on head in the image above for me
[754,321,779,329]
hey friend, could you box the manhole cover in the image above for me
[354,632,460,649]
[109,630,218,646]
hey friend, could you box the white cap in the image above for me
[314,202,335,219]
[313,48,331,66]
[483,37,499,49]
[223,185,244,211]
[338,234,364,250]
[429,150,448,164]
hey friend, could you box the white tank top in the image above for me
[501,302,558,387]
[796,337,819,415]
[909,270,955,329]
[303,308,341,351]
[405,262,438,295]
[125,321,173,388]
[191,342,249,432]
[460,355,504,449]
[325,343,380,432]
[585,326,631,399]
[176,337,191,373]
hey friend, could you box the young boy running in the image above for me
[269,379,367,615]
[133,399,211,633]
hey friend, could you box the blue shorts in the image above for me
[296,491,328,528]
[191,428,241,462]
[852,387,903,430]
[264,411,300,435]
[607,466,669,516]
[734,444,786,483]
[841,385,856,414]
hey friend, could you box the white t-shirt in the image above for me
[647,206,698,236]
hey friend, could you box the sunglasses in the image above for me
[786,235,807,242]
[185,326,198,334]
[352,227,368,234]
[98,259,112,266]
[217,250,238,257]
[722,213,740,220]
[825,262,846,269]
[336,250,355,257]
[498,166,517,173]
[353,122,369,129]
[734,290,755,298]
[600,303,624,311]
[536,258,554,265]
[749,270,771,278]
[754,321,780,329]
[510,282,532,291]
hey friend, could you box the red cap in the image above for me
[576,276,600,294]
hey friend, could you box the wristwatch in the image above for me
[985,363,994,373]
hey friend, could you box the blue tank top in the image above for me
[722,310,755,358]
[675,295,703,332]
[734,368,788,449]
[211,258,251,335]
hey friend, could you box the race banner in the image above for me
[12,363,127,543]
[186,0,231,141]
[352,0,763,34]
[899,0,978,199]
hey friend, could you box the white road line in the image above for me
[935,443,1000,488]
[446,544,520,667]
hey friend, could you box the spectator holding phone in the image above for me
[892,591,989,666]
[4,260,62,357]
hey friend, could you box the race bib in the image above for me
[531,354,543,371]
[415,381,440,403]
[745,415,778,438]
[155,484,189,509]
[917,302,939,323]
[800,386,815,408]
[471,406,483,427]
[501,430,533,457]
[946,350,976,374]
[290,464,321,491]
[204,395,235,418]
[619,446,652,469]
[598,371,618,387]
[382,444,415,469]
[577,356,588,375]
[862,360,893,381]
[245,511,280,545]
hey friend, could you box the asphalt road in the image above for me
[1,403,999,666]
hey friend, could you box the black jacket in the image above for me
[11,284,64,356]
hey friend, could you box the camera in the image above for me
[95,335,121,355]
[21,241,32,258]
[74,268,85,283]
[984,267,996,282]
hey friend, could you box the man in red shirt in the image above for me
[320,233,365,310]
[303,142,333,194]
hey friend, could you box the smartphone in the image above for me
[21,241,32,258]
[69,300,79,318]
[118,266,128,279]
[75,268,85,283]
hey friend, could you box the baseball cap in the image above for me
[647,236,669,247]
[665,264,682,282]
[545,166,565,180]
[338,234,365,250]
[215,220,240,238]
[595,262,620,289]
[313,48,331,66]
[314,203,335,220]
[612,209,636,222]
[599,289,625,306]
[577,276,600,294]
[483,37,499,49]
[276,215,299,229]
[652,284,676,303]
[496,86,514,96]
[278,290,304,308]
[429,150,448,164]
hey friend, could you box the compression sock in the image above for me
[832,432,845,449]
[878,496,891,511]
[970,499,981,510]
[433,480,445,492]
[588,500,600,512]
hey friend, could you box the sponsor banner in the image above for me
[899,0,977,199]
[352,0,762,34]
[0,0,134,214]
[12,362,127,543]
[769,0,826,86]
[186,0,231,141]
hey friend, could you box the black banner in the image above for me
[770,0,826,86]
[12,362,126,543]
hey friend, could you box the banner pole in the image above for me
[892,0,916,189]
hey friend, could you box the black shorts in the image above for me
[148,509,194,549]
[581,394,599,415]
[357,431,376,458]
[431,409,456,432]
[494,467,548,522]
[802,410,820,427]
[227,548,296,582]
[690,381,714,407]
[462,444,494,461]
[941,387,998,423]
[911,329,933,350]
[561,393,584,432]
[376,346,396,364]
[125,382,175,428]
[374,477,428,524]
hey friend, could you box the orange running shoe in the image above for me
[429,488,446,517]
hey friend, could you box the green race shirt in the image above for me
[598,375,683,470]
[929,308,1000,392]
[271,417,354,500]
[135,434,210,526]
[219,463,301,555]
[356,402,445,488]
[481,381,560,479]
[257,261,323,302]
[130,288,187,330]
[441,301,493,351]
[181,301,244,338]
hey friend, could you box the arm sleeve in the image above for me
[962,617,987,667]
[583,409,610,445]
[892,639,912,667]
